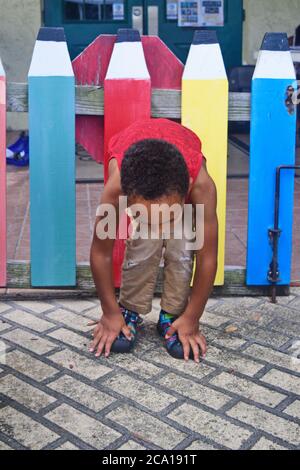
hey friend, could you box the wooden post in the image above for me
[104,29,151,287]
[0,58,6,287]
[182,31,228,286]
[72,35,115,164]
[28,27,76,287]
[247,33,297,286]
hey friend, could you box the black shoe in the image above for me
[157,310,194,360]
[110,305,142,354]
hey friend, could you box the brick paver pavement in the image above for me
[0,293,300,450]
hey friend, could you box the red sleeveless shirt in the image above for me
[108,118,205,184]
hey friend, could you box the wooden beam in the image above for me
[6,83,251,122]
[2,261,289,299]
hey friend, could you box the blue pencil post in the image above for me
[247,33,297,286]
[28,27,76,286]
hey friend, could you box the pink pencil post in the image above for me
[0,58,6,287]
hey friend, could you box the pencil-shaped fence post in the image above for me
[28,27,76,287]
[0,58,6,287]
[104,29,151,287]
[182,31,228,286]
[247,33,297,286]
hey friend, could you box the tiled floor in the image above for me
[4,132,300,282]
[0,294,300,450]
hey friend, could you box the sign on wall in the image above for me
[178,0,224,27]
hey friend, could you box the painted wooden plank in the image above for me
[72,35,115,164]
[5,261,290,300]
[0,58,6,287]
[104,29,151,287]
[6,83,251,122]
[247,33,297,286]
[182,31,229,286]
[28,27,76,287]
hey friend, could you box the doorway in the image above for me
[44,0,244,68]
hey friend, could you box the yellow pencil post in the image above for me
[182,30,228,286]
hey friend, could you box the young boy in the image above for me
[90,118,218,363]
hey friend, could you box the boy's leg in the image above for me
[119,237,164,315]
[160,237,194,317]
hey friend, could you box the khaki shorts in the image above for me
[119,230,194,317]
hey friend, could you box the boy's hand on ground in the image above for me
[89,310,132,358]
[165,314,207,363]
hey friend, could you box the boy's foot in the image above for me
[157,310,194,360]
[110,305,142,354]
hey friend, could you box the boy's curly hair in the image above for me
[120,139,189,200]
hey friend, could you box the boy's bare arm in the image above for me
[90,167,120,314]
[187,161,218,318]
[89,164,132,357]
[165,161,218,362]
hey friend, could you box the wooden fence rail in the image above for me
[6,82,251,121]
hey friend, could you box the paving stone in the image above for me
[105,353,162,379]
[206,346,264,377]
[0,406,58,449]
[169,403,252,450]
[227,402,300,447]
[243,343,300,373]
[0,321,12,332]
[47,328,89,351]
[260,369,300,395]
[47,375,115,412]
[276,296,296,306]
[118,440,147,450]
[103,373,176,412]
[5,350,58,382]
[79,305,102,321]
[2,329,57,354]
[233,325,290,348]
[45,404,120,449]
[210,298,262,319]
[251,437,288,451]
[212,336,246,351]
[290,287,300,296]
[143,348,215,379]
[210,372,286,408]
[0,375,56,412]
[283,401,300,420]
[55,299,97,313]
[46,309,92,332]
[48,349,112,380]
[12,301,54,314]
[55,441,79,450]
[286,296,300,312]
[3,309,55,333]
[185,440,217,450]
[203,298,219,311]
[0,441,12,450]
[268,319,300,338]
[158,373,231,410]
[0,302,12,314]
[255,301,300,324]
[107,404,186,449]
[200,311,229,328]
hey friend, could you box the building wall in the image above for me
[243,0,300,64]
[0,0,42,129]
